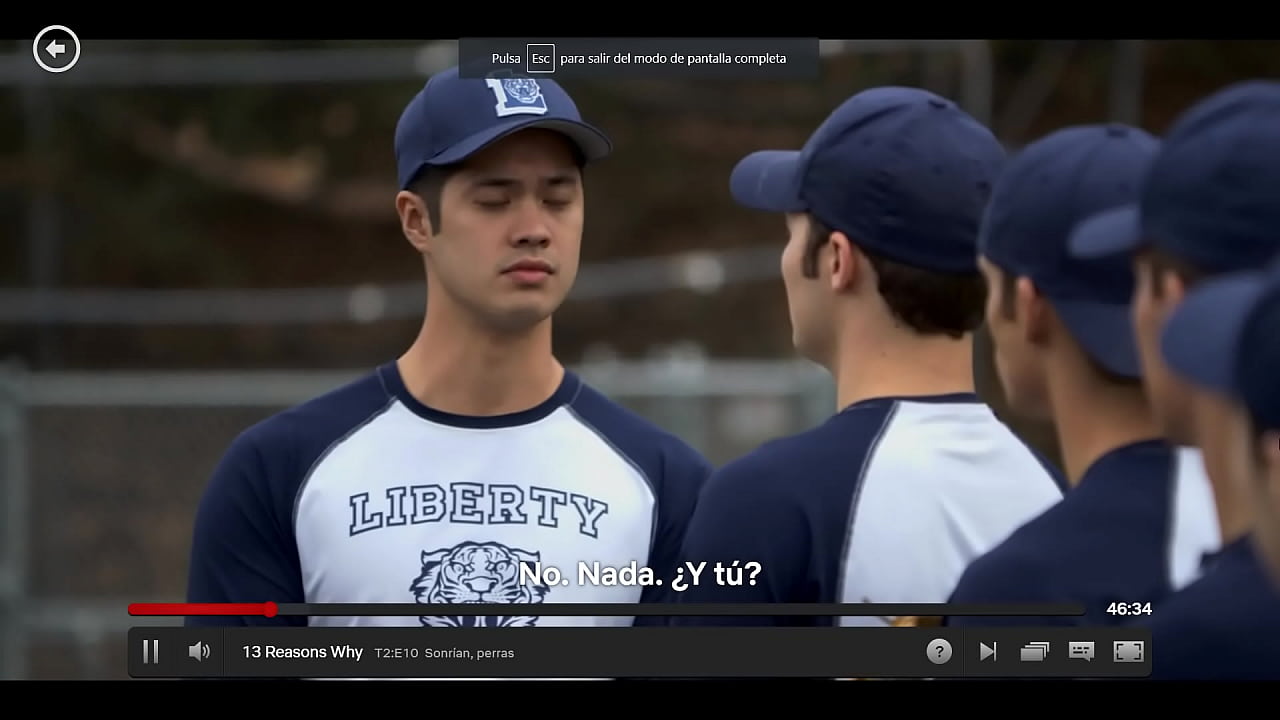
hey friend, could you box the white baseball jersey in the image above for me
[186,362,711,632]
[671,393,1065,627]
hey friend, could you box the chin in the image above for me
[486,304,555,333]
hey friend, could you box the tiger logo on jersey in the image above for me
[410,541,551,627]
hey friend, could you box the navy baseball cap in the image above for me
[1070,80,1280,273]
[729,87,1006,274]
[394,66,612,189]
[980,124,1160,378]
[1161,259,1280,430]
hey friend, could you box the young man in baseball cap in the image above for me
[944,124,1220,628]
[671,87,1063,628]
[1138,261,1280,679]
[1070,80,1280,581]
[187,67,712,644]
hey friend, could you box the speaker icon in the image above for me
[188,641,210,662]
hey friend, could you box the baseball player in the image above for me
[1069,80,1280,579]
[1137,261,1280,679]
[1066,80,1280,679]
[185,66,712,635]
[670,87,1064,628]
[943,124,1220,628]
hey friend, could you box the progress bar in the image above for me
[128,602,1085,617]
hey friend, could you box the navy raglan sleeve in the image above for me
[185,427,307,628]
[669,457,812,626]
[944,549,1077,628]
[633,439,713,626]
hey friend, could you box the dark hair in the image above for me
[407,164,462,236]
[802,214,985,338]
[992,264,1141,388]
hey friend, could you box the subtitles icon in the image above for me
[1020,641,1050,662]
[1068,641,1095,661]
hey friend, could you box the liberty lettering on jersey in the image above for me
[348,483,609,538]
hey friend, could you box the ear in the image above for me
[395,190,434,254]
[827,230,859,292]
[1159,266,1187,307]
[1015,276,1051,345]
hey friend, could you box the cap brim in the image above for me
[1160,271,1268,393]
[729,150,807,212]
[1051,299,1142,378]
[1068,205,1143,259]
[429,118,613,168]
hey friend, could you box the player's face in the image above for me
[1133,258,1197,443]
[780,212,834,364]
[980,257,1049,418]
[430,130,584,332]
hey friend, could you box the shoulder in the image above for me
[564,375,713,484]
[1153,539,1270,626]
[700,404,896,510]
[213,367,395,494]
[892,396,1066,487]
[949,510,1058,600]
[1142,541,1280,678]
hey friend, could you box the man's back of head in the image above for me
[1162,258,1280,584]
[979,123,1160,426]
[1069,80,1280,445]
[727,87,1007,376]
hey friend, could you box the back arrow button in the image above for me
[33,25,81,73]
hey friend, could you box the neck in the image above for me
[1046,361,1160,488]
[831,328,975,410]
[397,304,563,417]
[1208,464,1255,547]
[1193,392,1257,545]
[1214,490,1256,546]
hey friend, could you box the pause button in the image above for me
[141,638,160,664]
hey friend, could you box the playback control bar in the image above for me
[129,626,1151,679]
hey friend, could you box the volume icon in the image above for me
[188,641,210,662]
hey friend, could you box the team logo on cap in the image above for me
[485,78,548,117]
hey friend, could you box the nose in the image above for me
[512,232,550,249]
[509,198,552,248]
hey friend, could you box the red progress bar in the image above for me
[129,602,278,617]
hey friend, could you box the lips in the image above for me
[502,259,554,275]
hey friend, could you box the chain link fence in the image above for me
[0,358,834,679]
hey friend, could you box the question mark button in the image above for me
[926,638,953,665]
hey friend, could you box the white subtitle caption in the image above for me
[519,560,762,591]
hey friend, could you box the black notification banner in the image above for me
[128,626,1151,679]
